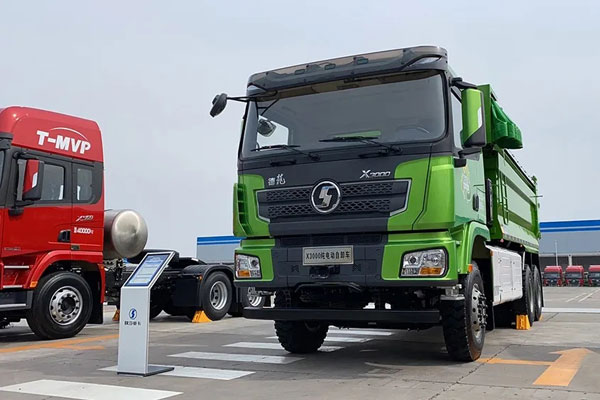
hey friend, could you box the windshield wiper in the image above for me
[319,136,401,154]
[252,144,320,160]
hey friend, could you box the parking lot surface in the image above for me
[0,287,599,399]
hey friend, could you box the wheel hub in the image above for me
[470,286,487,340]
[49,286,82,326]
[246,287,262,307]
[209,281,228,310]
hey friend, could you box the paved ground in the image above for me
[0,287,599,399]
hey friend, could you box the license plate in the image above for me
[302,246,354,265]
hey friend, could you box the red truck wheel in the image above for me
[26,271,93,339]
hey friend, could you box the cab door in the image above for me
[1,154,73,261]
[70,161,103,254]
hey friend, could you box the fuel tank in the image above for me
[103,209,148,259]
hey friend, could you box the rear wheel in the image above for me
[533,266,543,321]
[514,265,535,326]
[199,272,232,321]
[26,271,93,339]
[230,287,266,317]
[440,265,487,361]
[149,303,163,320]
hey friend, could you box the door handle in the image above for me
[58,230,71,243]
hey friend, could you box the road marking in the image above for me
[534,348,592,387]
[578,288,600,303]
[266,335,370,343]
[225,342,342,352]
[0,334,118,354]
[478,358,552,366]
[328,329,393,336]
[101,365,253,380]
[566,292,589,303]
[542,307,600,314]
[0,379,180,400]
[169,351,302,364]
[478,347,594,387]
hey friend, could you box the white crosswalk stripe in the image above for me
[0,379,181,400]
[169,351,302,364]
[225,341,342,352]
[267,335,370,343]
[100,365,253,380]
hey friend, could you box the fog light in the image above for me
[401,249,446,277]
[235,254,261,279]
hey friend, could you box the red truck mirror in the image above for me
[21,159,45,202]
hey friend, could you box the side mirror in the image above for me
[20,159,45,202]
[461,88,487,148]
[210,93,228,117]
[257,119,277,137]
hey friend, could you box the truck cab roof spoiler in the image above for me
[247,45,448,93]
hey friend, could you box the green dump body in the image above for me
[480,85,540,252]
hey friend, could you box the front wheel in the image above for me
[440,265,487,361]
[275,321,329,354]
[26,271,93,339]
[199,272,233,321]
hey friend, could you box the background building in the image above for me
[539,220,600,270]
[197,219,600,270]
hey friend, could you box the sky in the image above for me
[1,1,598,256]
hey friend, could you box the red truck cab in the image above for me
[565,265,585,287]
[588,265,600,287]
[543,266,564,286]
[0,106,105,338]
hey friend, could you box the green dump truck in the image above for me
[210,46,542,361]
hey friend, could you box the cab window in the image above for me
[451,91,463,149]
[41,164,65,201]
[75,166,94,203]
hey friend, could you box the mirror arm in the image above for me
[451,77,478,90]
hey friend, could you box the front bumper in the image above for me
[235,231,459,289]
[243,307,440,324]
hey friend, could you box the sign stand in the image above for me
[117,251,176,376]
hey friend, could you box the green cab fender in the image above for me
[451,222,491,275]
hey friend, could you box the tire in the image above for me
[514,265,535,326]
[273,291,328,354]
[199,272,232,321]
[275,321,329,354]
[440,265,487,361]
[243,287,266,308]
[533,266,543,322]
[26,271,93,340]
[149,303,163,320]
[230,287,265,318]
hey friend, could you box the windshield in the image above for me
[241,72,446,158]
[566,273,582,278]
[590,272,600,277]
[544,273,560,278]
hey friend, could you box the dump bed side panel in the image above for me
[484,149,539,252]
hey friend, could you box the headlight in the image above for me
[235,254,261,279]
[401,249,446,277]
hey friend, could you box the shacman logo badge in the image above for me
[36,127,91,155]
[129,308,137,320]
